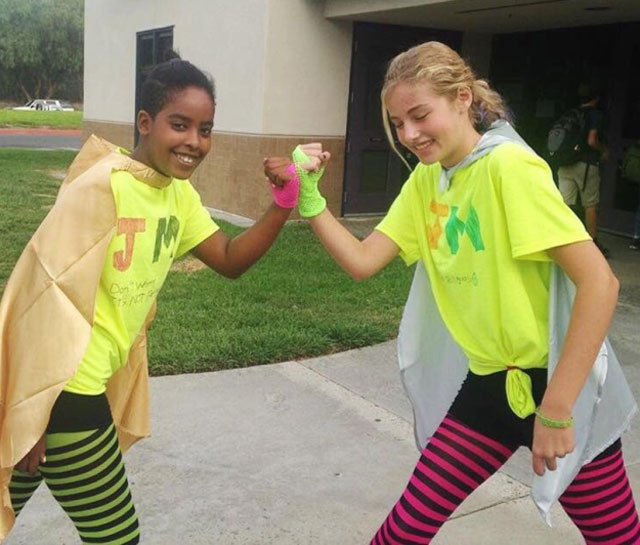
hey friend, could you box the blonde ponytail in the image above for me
[470,79,510,132]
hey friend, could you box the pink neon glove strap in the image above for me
[271,163,300,209]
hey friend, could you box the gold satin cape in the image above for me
[0,135,167,538]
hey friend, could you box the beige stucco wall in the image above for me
[84,0,352,136]
[263,0,352,136]
[324,0,447,18]
[84,0,268,133]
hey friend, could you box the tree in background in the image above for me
[0,0,83,102]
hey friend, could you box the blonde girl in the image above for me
[265,41,639,544]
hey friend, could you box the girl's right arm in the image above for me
[15,434,46,475]
[264,145,400,280]
[307,209,400,280]
[191,203,292,279]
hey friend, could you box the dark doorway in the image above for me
[343,23,462,215]
[134,26,174,144]
[602,24,640,234]
[490,22,640,236]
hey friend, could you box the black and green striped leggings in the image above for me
[9,392,140,544]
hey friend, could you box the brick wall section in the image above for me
[192,133,345,220]
[82,122,345,219]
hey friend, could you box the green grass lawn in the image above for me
[0,109,83,129]
[0,148,413,375]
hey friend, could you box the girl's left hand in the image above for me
[262,145,331,185]
[531,417,575,476]
[16,434,46,475]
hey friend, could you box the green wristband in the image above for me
[534,407,574,429]
[292,146,327,218]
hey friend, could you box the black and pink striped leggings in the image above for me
[372,370,640,544]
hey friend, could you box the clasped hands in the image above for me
[265,143,330,216]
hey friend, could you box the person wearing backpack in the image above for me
[556,83,609,256]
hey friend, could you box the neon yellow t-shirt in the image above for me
[64,169,219,394]
[377,142,590,375]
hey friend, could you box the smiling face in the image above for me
[385,80,479,168]
[133,85,215,179]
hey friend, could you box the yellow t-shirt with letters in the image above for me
[64,169,218,394]
[376,142,590,375]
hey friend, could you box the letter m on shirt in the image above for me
[445,205,485,255]
[153,216,180,262]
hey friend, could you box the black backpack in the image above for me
[547,108,586,166]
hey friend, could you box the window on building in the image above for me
[134,26,174,143]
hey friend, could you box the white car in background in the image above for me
[12,99,74,112]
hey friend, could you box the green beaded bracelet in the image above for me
[534,407,574,429]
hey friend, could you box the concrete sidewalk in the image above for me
[6,232,639,544]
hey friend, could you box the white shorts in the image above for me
[558,161,600,207]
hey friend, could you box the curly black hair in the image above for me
[139,51,216,118]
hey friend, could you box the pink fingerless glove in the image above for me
[270,163,300,209]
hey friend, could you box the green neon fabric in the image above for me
[64,166,219,396]
[505,368,536,419]
[9,424,140,544]
[535,408,574,428]
[292,146,327,218]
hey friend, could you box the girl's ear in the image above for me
[456,87,473,113]
[137,110,153,135]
